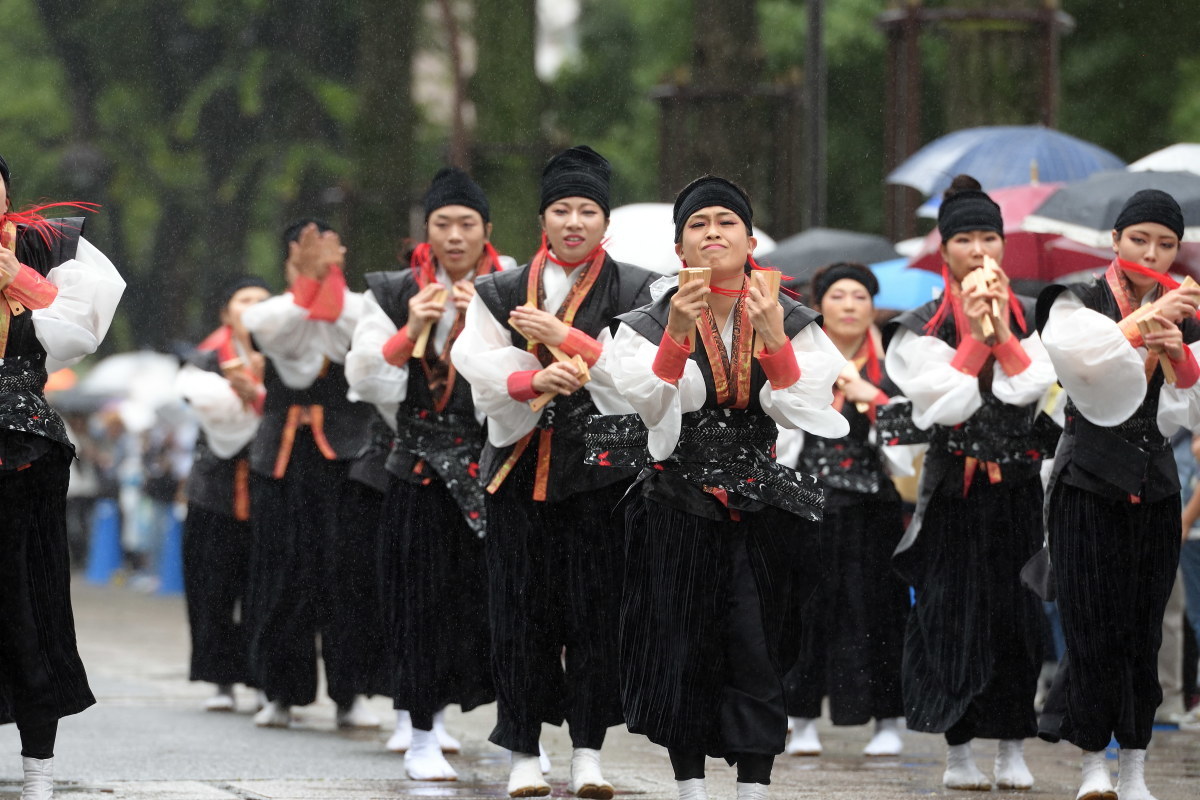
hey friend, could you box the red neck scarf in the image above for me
[541,231,607,269]
[923,263,1027,342]
[409,241,502,289]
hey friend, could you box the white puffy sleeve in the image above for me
[886,328,983,429]
[1040,292,1147,427]
[450,294,544,447]
[345,290,408,406]
[242,290,364,389]
[174,363,260,459]
[758,324,851,438]
[574,326,637,416]
[991,331,1057,406]
[1157,339,1200,434]
[31,237,126,371]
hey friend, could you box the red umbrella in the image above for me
[909,183,1111,280]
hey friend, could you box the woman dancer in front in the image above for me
[602,176,849,800]
[0,154,124,800]
[883,175,1056,791]
[1037,190,1200,800]
[346,167,501,780]
[451,146,656,798]
[783,262,910,758]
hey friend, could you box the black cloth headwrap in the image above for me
[0,154,9,189]
[672,175,753,243]
[937,189,1003,241]
[220,276,272,308]
[424,167,490,223]
[539,145,612,216]
[811,262,878,305]
[1114,189,1184,240]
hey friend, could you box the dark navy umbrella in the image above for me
[1023,170,1200,248]
[888,125,1125,199]
[762,227,899,285]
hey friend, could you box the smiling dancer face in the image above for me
[541,197,608,262]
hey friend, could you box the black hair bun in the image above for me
[943,174,983,200]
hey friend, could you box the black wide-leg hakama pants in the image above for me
[182,506,252,686]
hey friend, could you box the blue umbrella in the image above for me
[870,258,943,311]
[887,125,1125,199]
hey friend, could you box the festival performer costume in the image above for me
[175,278,271,713]
[595,176,848,800]
[883,176,1057,791]
[1036,190,1200,800]
[451,146,656,799]
[0,154,124,800]
[241,221,382,730]
[782,262,911,759]
[346,168,500,781]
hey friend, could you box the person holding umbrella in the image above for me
[1037,189,1200,800]
[883,175,1057,791]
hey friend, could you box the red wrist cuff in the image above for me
[382,327,416,367]
[6,265,58,309]
[653,331,691,384]
[872,390,890,406]
[560,327,603,367]
[1171,347,1200,390]
[307,265,346,322]
[1119,316,1145,348]
[291,274,320,308]
[507,370,541,402]
[992,335,1032,376]
[950,336,991,376]
[757,341,801,389]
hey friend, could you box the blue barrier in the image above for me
[85,499,122,585]
[157,507,185,595]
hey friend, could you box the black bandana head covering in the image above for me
[810,261,878,305]
[0,154,9,191]
[539,145,612,216]
[281,217,333,261]
[220,276,272,309]
[1114,189,1184,240]
[424,167,490,223]
[672,175,753,243]
[937,175,1003,242]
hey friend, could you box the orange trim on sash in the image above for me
[962,456,1003,497]
[696,278,753,409]
[272,404,339,479]
[233,459,251,521]
[486,432,534,495]
[534,429,553,502]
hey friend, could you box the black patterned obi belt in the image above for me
[585,407,824,521]
[0,353,69,453]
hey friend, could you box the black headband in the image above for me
[0,154,9,189]
[539,145,612,216]
[424,167,490,223]
[673,176,753,243]
[1114,189,1184,239]
[938,190,1003,241]
[811,262,878,305]
[220,276,272,308]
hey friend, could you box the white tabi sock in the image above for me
[508,751,550,798]
[1116,748,1159,800]
[676,777,708,800]
[21,756,53,800]
[784,716,821,756]
[943,741,991,790]
[994,739,1034,789]
[387,710,413,752]
[1076,749,1115,800]
[570,747,613,799]
[863,717,903,756]
[404,727,457,781]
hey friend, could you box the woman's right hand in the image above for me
[532,361,582,396]
[666,279,710,343]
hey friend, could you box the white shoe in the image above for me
[1178,706,1200,732]
[1116,748,1159,800]
[943,742,991,790]
[204,685,235,712]
[863,717,903,757]
[433,709,461,753]
[735,782,768,800]
[386,711,413,752]
[677,777,708,800]
[404,728,457,781]
[253,700,292,728]
[994,739,1034,789]
[21,756,53,800]
[539,742,552,774]
[336,696,381,729]
[508,751,551,798]
[1076,749,1116,800]
[785,717,821,756]
[570,747,613,799]
[255,690,267,712]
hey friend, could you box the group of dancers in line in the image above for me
[2,142,1197,800]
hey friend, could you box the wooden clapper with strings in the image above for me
[509,305,591,412]
[1129,275,1200,385]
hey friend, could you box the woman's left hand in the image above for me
[1142,314,1185,362]
[510,305,570,346]
[747,284,787,352]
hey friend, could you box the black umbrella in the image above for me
[760,227,899,284]
[1023,170,1200,248]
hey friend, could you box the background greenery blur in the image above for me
[2,0,1197,350]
